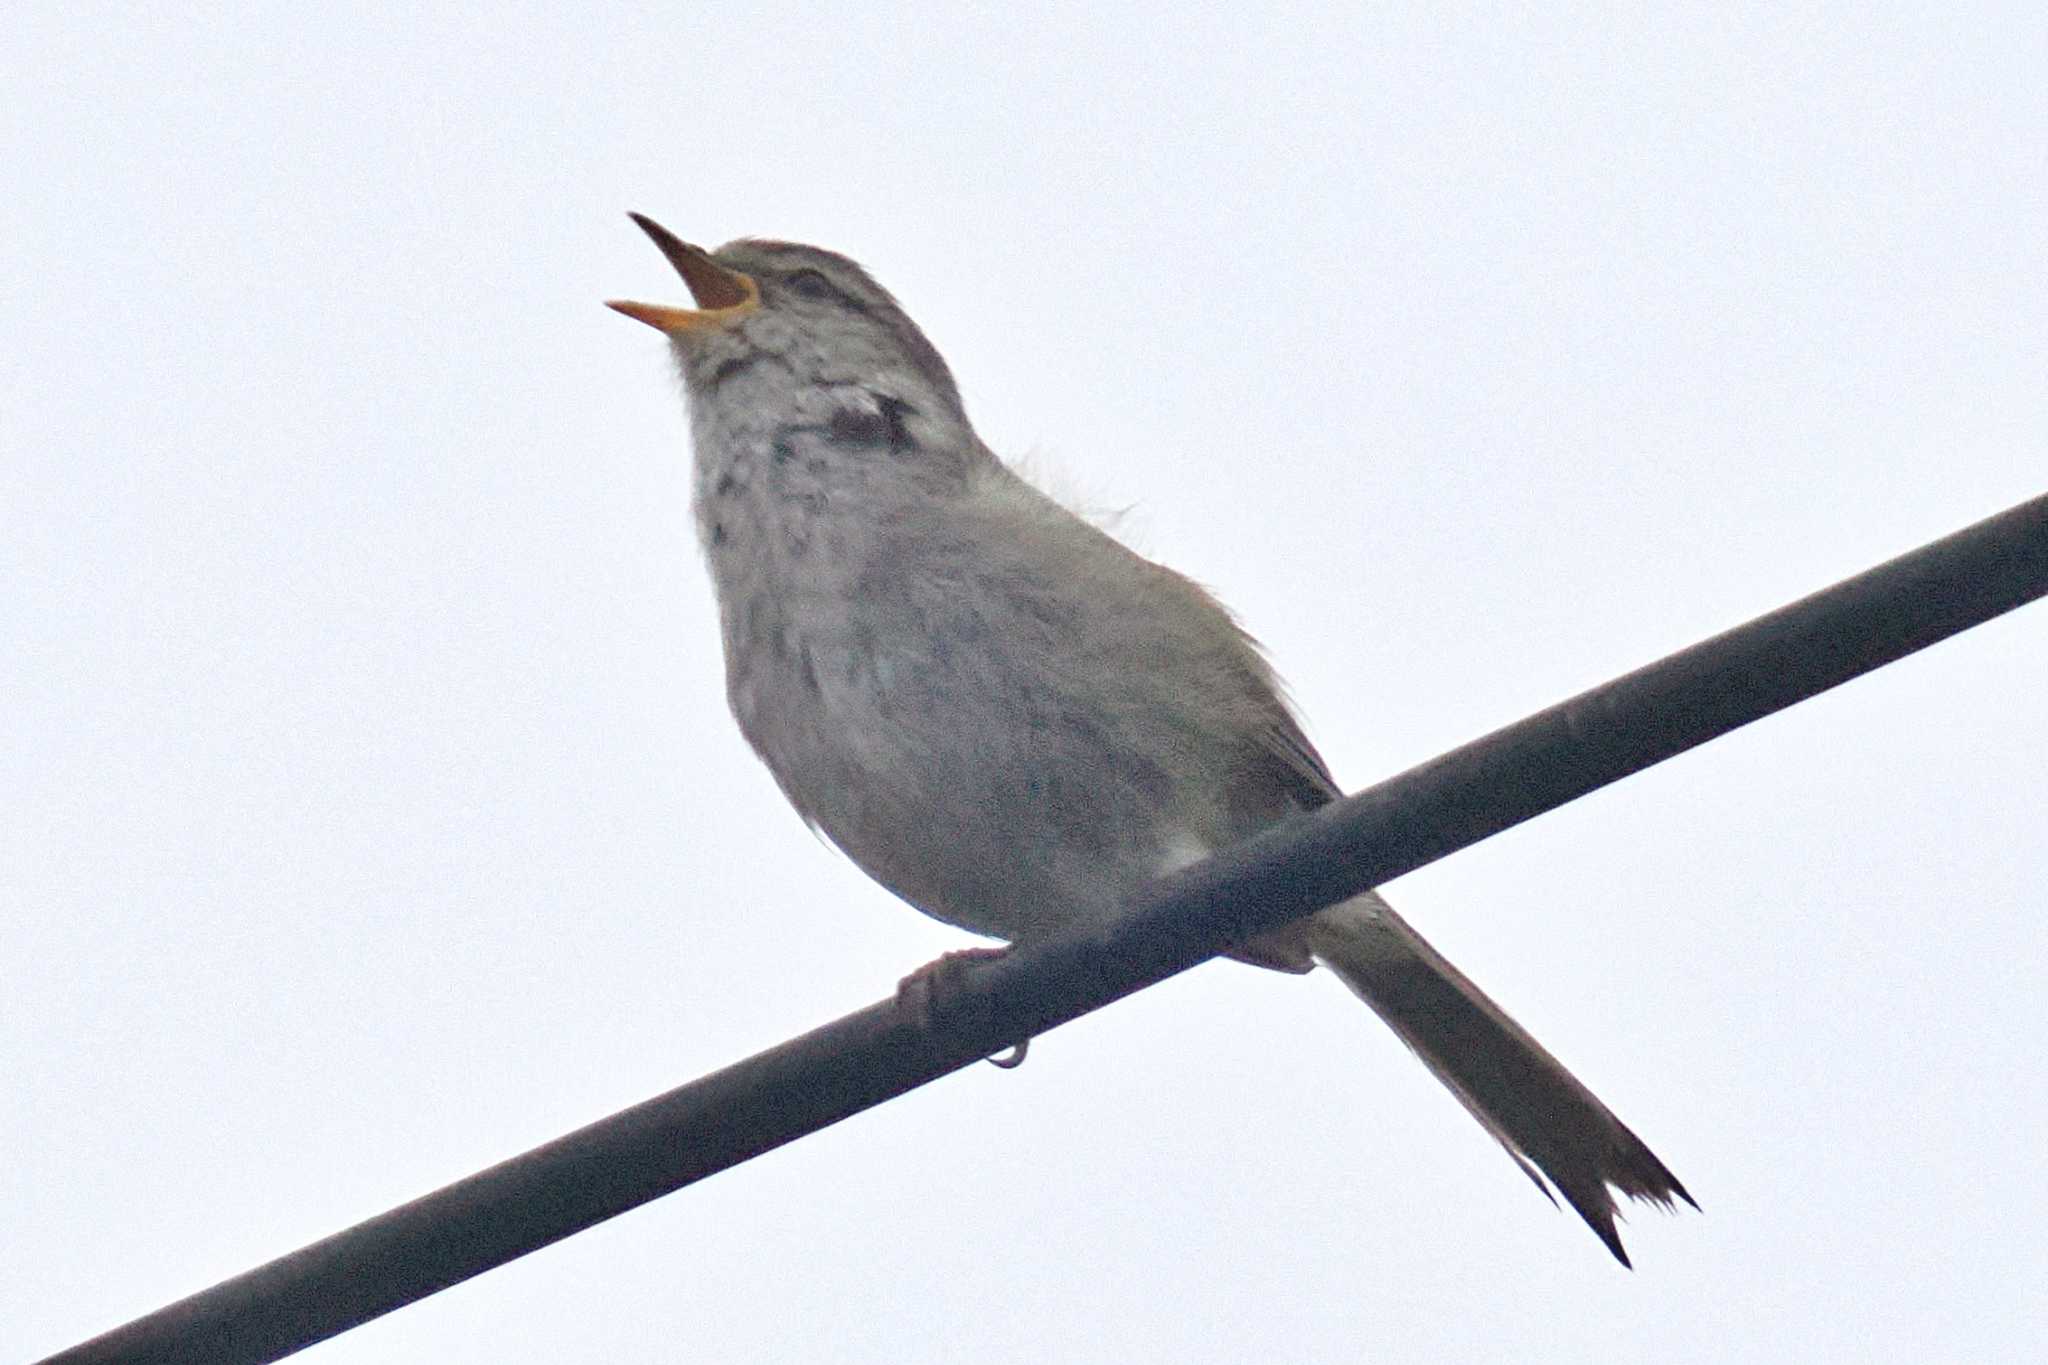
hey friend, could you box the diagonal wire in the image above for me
[40,491,2048,1365]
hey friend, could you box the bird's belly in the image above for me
[728,627,1169,944]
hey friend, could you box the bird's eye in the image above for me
[784,268,836,301]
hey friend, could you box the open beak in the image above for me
[607,213,760,333]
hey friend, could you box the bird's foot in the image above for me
[896,946,1029,1068]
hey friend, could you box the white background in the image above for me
[8,6,2046,1361]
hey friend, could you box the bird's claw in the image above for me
[896,946,1030,1068]
[986,1040,1029,1069]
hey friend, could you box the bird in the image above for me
[609,213,1695,1265]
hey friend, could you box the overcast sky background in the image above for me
[7,6,2046,1362]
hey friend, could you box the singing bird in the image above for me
[610,215,1693,1264]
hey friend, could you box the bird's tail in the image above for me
[1306,892,1695,1266]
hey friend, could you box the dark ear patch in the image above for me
[828,395,916,452]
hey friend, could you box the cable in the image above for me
[41,491,2048,1365]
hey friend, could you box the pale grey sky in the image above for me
[7,5,2046,1361]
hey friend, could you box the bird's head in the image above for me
[609,215,972,452]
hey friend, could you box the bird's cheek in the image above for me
[746,312,804,355]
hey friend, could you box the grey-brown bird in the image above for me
[610,214,1695,1264]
